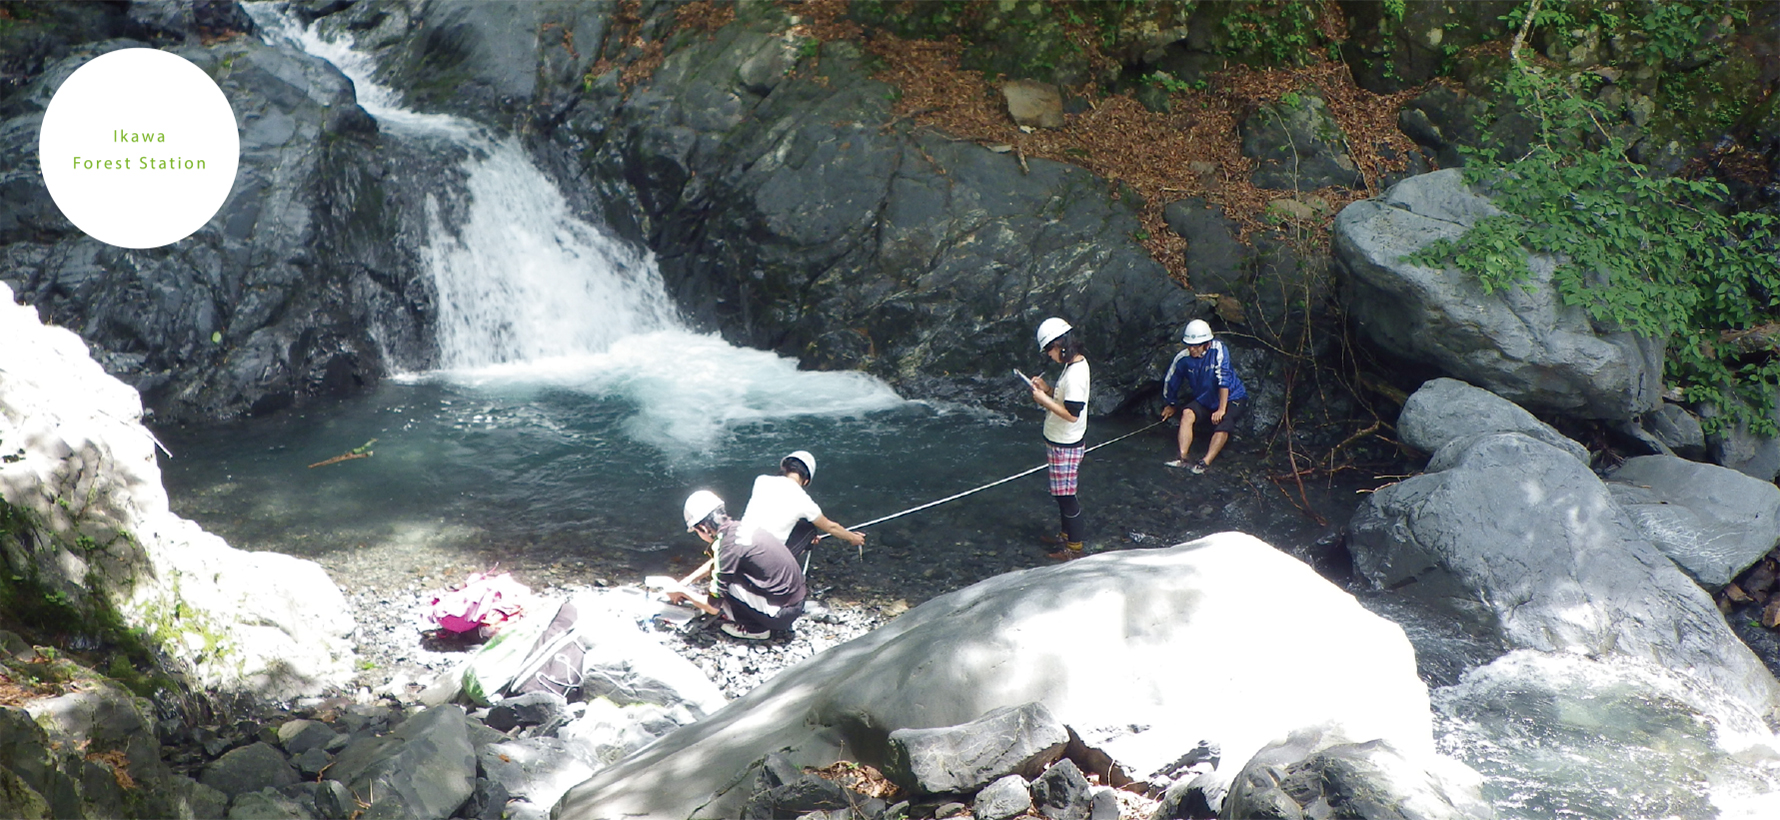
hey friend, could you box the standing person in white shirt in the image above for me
[1028,317,1091,561]
[737,450,865,561]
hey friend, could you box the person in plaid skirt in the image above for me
[1029,317,1091,561]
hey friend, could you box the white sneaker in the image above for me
[1164,459,1188,468]
[719,622,771,641]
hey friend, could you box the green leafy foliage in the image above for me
[1143,70,1202,94]
[1408,25,1780,434]
[1632,0,1746,65]
[1218,1,1323,67]
[1498,0,1750,67]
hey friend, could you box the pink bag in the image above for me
[431,571,530,634]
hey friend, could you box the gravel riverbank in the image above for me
[342,580,898,703]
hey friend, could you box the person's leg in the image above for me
[1056,494,1084,542]
[1203,431,1229,466]
[721,591,773,635]
[1201,400,1244,468]
[758,601,803,633]
[723,591,801,636]
[1047,443,1085,559]
[1175,409,1198,462]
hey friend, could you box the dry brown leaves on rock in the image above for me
[0,675,60,708]
[813,760,901,800]
[85,749,137,790]
[772,2,1424,286]
[594,0,1431,287]
[586,0,664,91]
[675,0,736,35]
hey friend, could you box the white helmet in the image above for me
[1182,319,1214,345]
[682,490,724,532]
[782,450,817,482]
[1035,317,1073,352]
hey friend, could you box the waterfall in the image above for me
[246,4,903,450]
[248,6,677,369]
[420,141,677,368]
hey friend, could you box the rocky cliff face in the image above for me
[0,5,440,422]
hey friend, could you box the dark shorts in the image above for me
[1183,399,1246,434]
[786,520,818,561]
[722,593,804,633]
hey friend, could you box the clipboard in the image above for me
[1014,368,1036,389]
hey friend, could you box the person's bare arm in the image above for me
[814,514,865,547]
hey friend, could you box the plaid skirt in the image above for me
[1047,441,1084,496]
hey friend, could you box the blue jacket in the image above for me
[1163,340,1248,408]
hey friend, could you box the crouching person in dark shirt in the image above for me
[674,490,807,641]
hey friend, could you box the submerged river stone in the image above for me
[556,532,1462,819]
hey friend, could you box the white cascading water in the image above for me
[248,6,903,450]
[420,140,677,367]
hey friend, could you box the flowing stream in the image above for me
[146,8,1780,817]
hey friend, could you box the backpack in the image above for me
[508,600,593,700]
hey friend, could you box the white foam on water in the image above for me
[404,330,904,452]
[420,138,680,368]
[1434,649,1780,819]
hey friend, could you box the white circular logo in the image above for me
[38,48,240,249]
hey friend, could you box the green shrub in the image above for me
[1409,9,1780,434]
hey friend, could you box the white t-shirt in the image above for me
[1042,359,1090,445]
[738,474,823,546]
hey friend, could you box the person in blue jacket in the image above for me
[1160,319,1248,474]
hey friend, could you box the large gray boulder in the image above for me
[1,282,355,698]
[1030,758,1093,820]
[1349,432,1780,720]
[1398,377,1589,464]
[973,775,1033,820]
[477,738,594,816]
[556,533,1464,819]
[1240,92,1363,191]
[1643,402,1706,460]
[1703,395,1780,482]
[884,702,1068,795]
[1222,730,1492,820]
[0,705,90,819]
[1606,455,1780,589]
[326,705,476,820]
[199,742,300,801]
[2,691,226,820]
[1334,170,1663,420]
[25,683,167,794]
[227,787,314,820]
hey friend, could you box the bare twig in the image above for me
[308,452,371,469]
[1509,0,1541,63]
